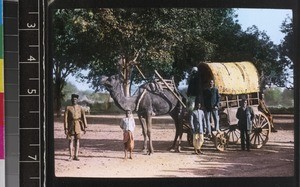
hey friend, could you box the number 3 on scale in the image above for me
[27,23,36,28]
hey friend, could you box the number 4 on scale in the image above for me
[28,56,36,62]
[28,155,37,161]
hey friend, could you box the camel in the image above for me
[100,74,184,154]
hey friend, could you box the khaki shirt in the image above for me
[64,105,87,135]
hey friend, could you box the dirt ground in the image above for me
[54,114,294,178]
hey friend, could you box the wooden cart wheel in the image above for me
[250,113,271,148]
[187,131,193,147]
[214,131,229,151]
[224,125,240,144]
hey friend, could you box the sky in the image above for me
[235,8,292,45]
[68,8,293,91]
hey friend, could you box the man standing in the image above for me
[236,99,254,151]
[120,110,136,159]
[190,103,206,155]
[64,94,87,161]
[203,79,220,137]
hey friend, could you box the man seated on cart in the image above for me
[187,67,203,112]
[258,92,277,132]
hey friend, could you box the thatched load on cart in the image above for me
[198,61,259,94]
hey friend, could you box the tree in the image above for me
[53,8,288,104]
[66,8,240,93]
[52,9,91,116]
[281,88,294,107]
[279,16,294,88]
[204,12,284,90]
[264,87,282,106]
[62,82,79,101]
[242,26,284,90]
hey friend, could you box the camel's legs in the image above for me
[170,110,184,152]
[146,114,154,154]
[139,115,148,153]
[170,126,183,152]
[177,133,183,152]
[124,150,127,159]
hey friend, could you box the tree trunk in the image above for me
[55,78,63,117]
[119,56,132,97]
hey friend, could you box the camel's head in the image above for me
[100,74,122,92]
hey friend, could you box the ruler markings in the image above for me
[19,0,42,186]
[4,50,18,53]
[30,177,40,180]
[19,95,39,97]
[19,28,39,31]
[19,61,39,64]
[19,128,40,130]
[28,12,38,15]
[20,161,39,163]
[29,144,40,147]
[5,34,18,37]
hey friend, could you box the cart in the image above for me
[183,61,272,151]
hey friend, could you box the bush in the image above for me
[264,87,294,108]
[269,107,294,114]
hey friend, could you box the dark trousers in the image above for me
[240,128,250,151]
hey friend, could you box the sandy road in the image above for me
[54,114,294,179]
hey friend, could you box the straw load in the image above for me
[198,61,259,94]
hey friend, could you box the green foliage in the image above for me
[264,87,294,107]
[52,8,293,109]
[279,16,294,88]
[62,82,78,101]
[281,89,294,107]
[269,107,294,114]
[264,88,282,106]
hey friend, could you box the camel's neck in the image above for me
[108,84,137,111]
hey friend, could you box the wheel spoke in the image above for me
[260,121,269,129]
[236,131,240,142]
[232,133,236,142]
[258,133,265,142]
[258,133,264,144]
[226,128,240,144]
[250,113,271,148]
[261,129,269,136]
[253,134,258,145]
[250,133,255,142]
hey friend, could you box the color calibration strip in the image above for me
[4,1,19,186]
[0,0,5,186]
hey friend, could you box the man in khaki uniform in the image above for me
[64,94,87,161]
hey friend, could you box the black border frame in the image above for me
[45,1,299,187]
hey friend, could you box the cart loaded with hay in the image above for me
[182,61,272,151]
